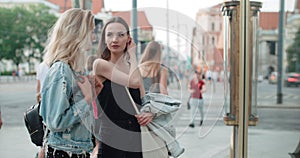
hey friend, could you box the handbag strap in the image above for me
[125,87,140,115]
[42,126,49,147]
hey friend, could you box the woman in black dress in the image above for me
[93,16,154,158]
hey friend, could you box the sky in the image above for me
[104,0,295,20]
[104,0,296,58]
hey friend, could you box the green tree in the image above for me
[286,26,300,72]
[0,4,57,70]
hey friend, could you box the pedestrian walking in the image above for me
[18,68,25,81]
[93,16,153,158]
[139,41,185,157]
[39,8,101,158]
[188,69,206,128]
[139,41,168,95]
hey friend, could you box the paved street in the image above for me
[0,78,300,158]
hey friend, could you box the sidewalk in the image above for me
[1,113,299,158]
[0,126,39,158]
[257,101,300,109]
[0,80,299,158]
[177,123,299,158]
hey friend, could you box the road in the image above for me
[0,80,36,126]
[169,80,300,158]
[0,79,299,158]
[1,79,299,127]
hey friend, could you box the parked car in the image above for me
[268,72,277,84]
[284,73,300,87]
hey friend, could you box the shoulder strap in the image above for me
[125,87,140,115]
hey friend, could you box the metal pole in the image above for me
[296,53,299,72]
[73,0,80,8]
[238,0,249,157]
[177,16,180,60]
[64,0,67,11]
[166,0,170,67]
[277,0,285,104]
[131,0,138,56]
[223,13,229,115]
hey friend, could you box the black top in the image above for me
[97,80,141,121]
[96,79,142,152]
[142,66,162,93]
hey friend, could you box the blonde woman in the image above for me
[139,41,168,95]
[40,8,101,158]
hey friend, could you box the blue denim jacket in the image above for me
[141,93,184,157]
[40,61,94,154]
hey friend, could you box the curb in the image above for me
[257,105,300,109]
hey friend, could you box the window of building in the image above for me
[212,22,215,31]
[266,41,276,55]
[212,37,215,45]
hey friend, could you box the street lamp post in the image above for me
[166,0,170,67]
[277,0,285,104]
[131,0,138,56]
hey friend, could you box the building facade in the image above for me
[191,4,223,73]
[191,0,300,79]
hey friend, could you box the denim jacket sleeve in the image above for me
[40,64,92,132]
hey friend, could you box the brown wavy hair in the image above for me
[97,16,130,61]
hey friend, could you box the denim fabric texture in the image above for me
[140,93,184,157]
[40,61,94,154]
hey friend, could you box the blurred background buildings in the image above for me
[0,0,299,81]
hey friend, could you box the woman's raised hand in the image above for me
[127,37,136,58]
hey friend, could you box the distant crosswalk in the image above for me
[173,107,228,140]
[173,106,225,129]
[177,113,223,121]
[257,94,300,99]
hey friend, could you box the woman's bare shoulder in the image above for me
[94,59,113,69]
[93,58,114,77]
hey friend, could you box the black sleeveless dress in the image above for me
[96,80,142,158]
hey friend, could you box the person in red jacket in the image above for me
[188,69,206,128]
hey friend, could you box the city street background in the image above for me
[0,76,299,158]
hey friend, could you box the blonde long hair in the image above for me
[139,41,162,77]
[44,8,94,71]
